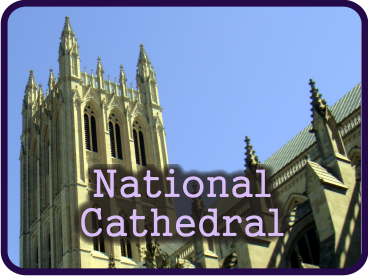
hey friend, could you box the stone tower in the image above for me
[20,16,176,268]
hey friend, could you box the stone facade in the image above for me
[20,16,361,269]
[20,16,177,268]
[159,80,361,269]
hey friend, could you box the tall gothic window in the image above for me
[132,121,146,166]
[289,226,320,268]
[84,105,98,152]
[92,205,105,253]
[119,211,132,258]
[109,114,123,160]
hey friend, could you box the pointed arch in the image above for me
[108,110,124,160]
[132,118,148,166]
[83,103,99,153]
[119,210,132,258]
[91,203,105,253]
[282,194,309,217]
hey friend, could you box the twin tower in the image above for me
[20,16,176,268]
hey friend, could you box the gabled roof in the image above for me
[263,83,361,177]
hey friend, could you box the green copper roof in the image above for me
[263,82,361,177]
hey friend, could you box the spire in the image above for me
[309,79,327,118]
[244,136,260,170]
[38,83,45,103]
[138,44,150,63]
[59,16,80,78]
[48,68,56,91]
[119,65,127,84]
[61,16,73,36]
[97,56,104,75]
[26,69,37,90]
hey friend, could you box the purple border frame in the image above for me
[1,0,366,274]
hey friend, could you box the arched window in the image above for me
[109,114,123,160]
[132,121,146,166]
[92,205,105,253]
[288,226,320,268]
[84,105,98,153]
[120,211,132,258]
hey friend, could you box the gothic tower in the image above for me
[20,16,176,268]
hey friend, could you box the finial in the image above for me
[26,69,37,89]
[62,15,73,35]
[97,57,104,74]
[50,68,53,72]
[244,135,260,169]
[309,78,327,117]
[138,43,150,63]
[120,64,123,69]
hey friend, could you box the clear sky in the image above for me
[7,6,361,267]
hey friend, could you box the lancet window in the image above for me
[120,211,132,258]
[108,113,123,160]
[132,121,146,166]
[92,204,105,253]
[84,105,98,153]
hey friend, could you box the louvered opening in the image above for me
[91,116,98,152]
[139,131,146,166]
[84,114,91,151]
[92,212,99,251]
[109,122,116,158]
[121,238,126,257]
[133,129,140,165]
[115,124,123,160]
[127,239,132,258]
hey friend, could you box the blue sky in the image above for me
[7,7,361,267]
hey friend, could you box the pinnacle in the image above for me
[62,15,73,35]
[244,135,260,168]
[138,44,150,62]
[27,69,37,88]
[97,57,104,74]
[309,78,327,117]
[48,68,56,88]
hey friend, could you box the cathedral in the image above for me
[20,16,361,269]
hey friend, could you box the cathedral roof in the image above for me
[263,82,361,177]
[203,82,361,221]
